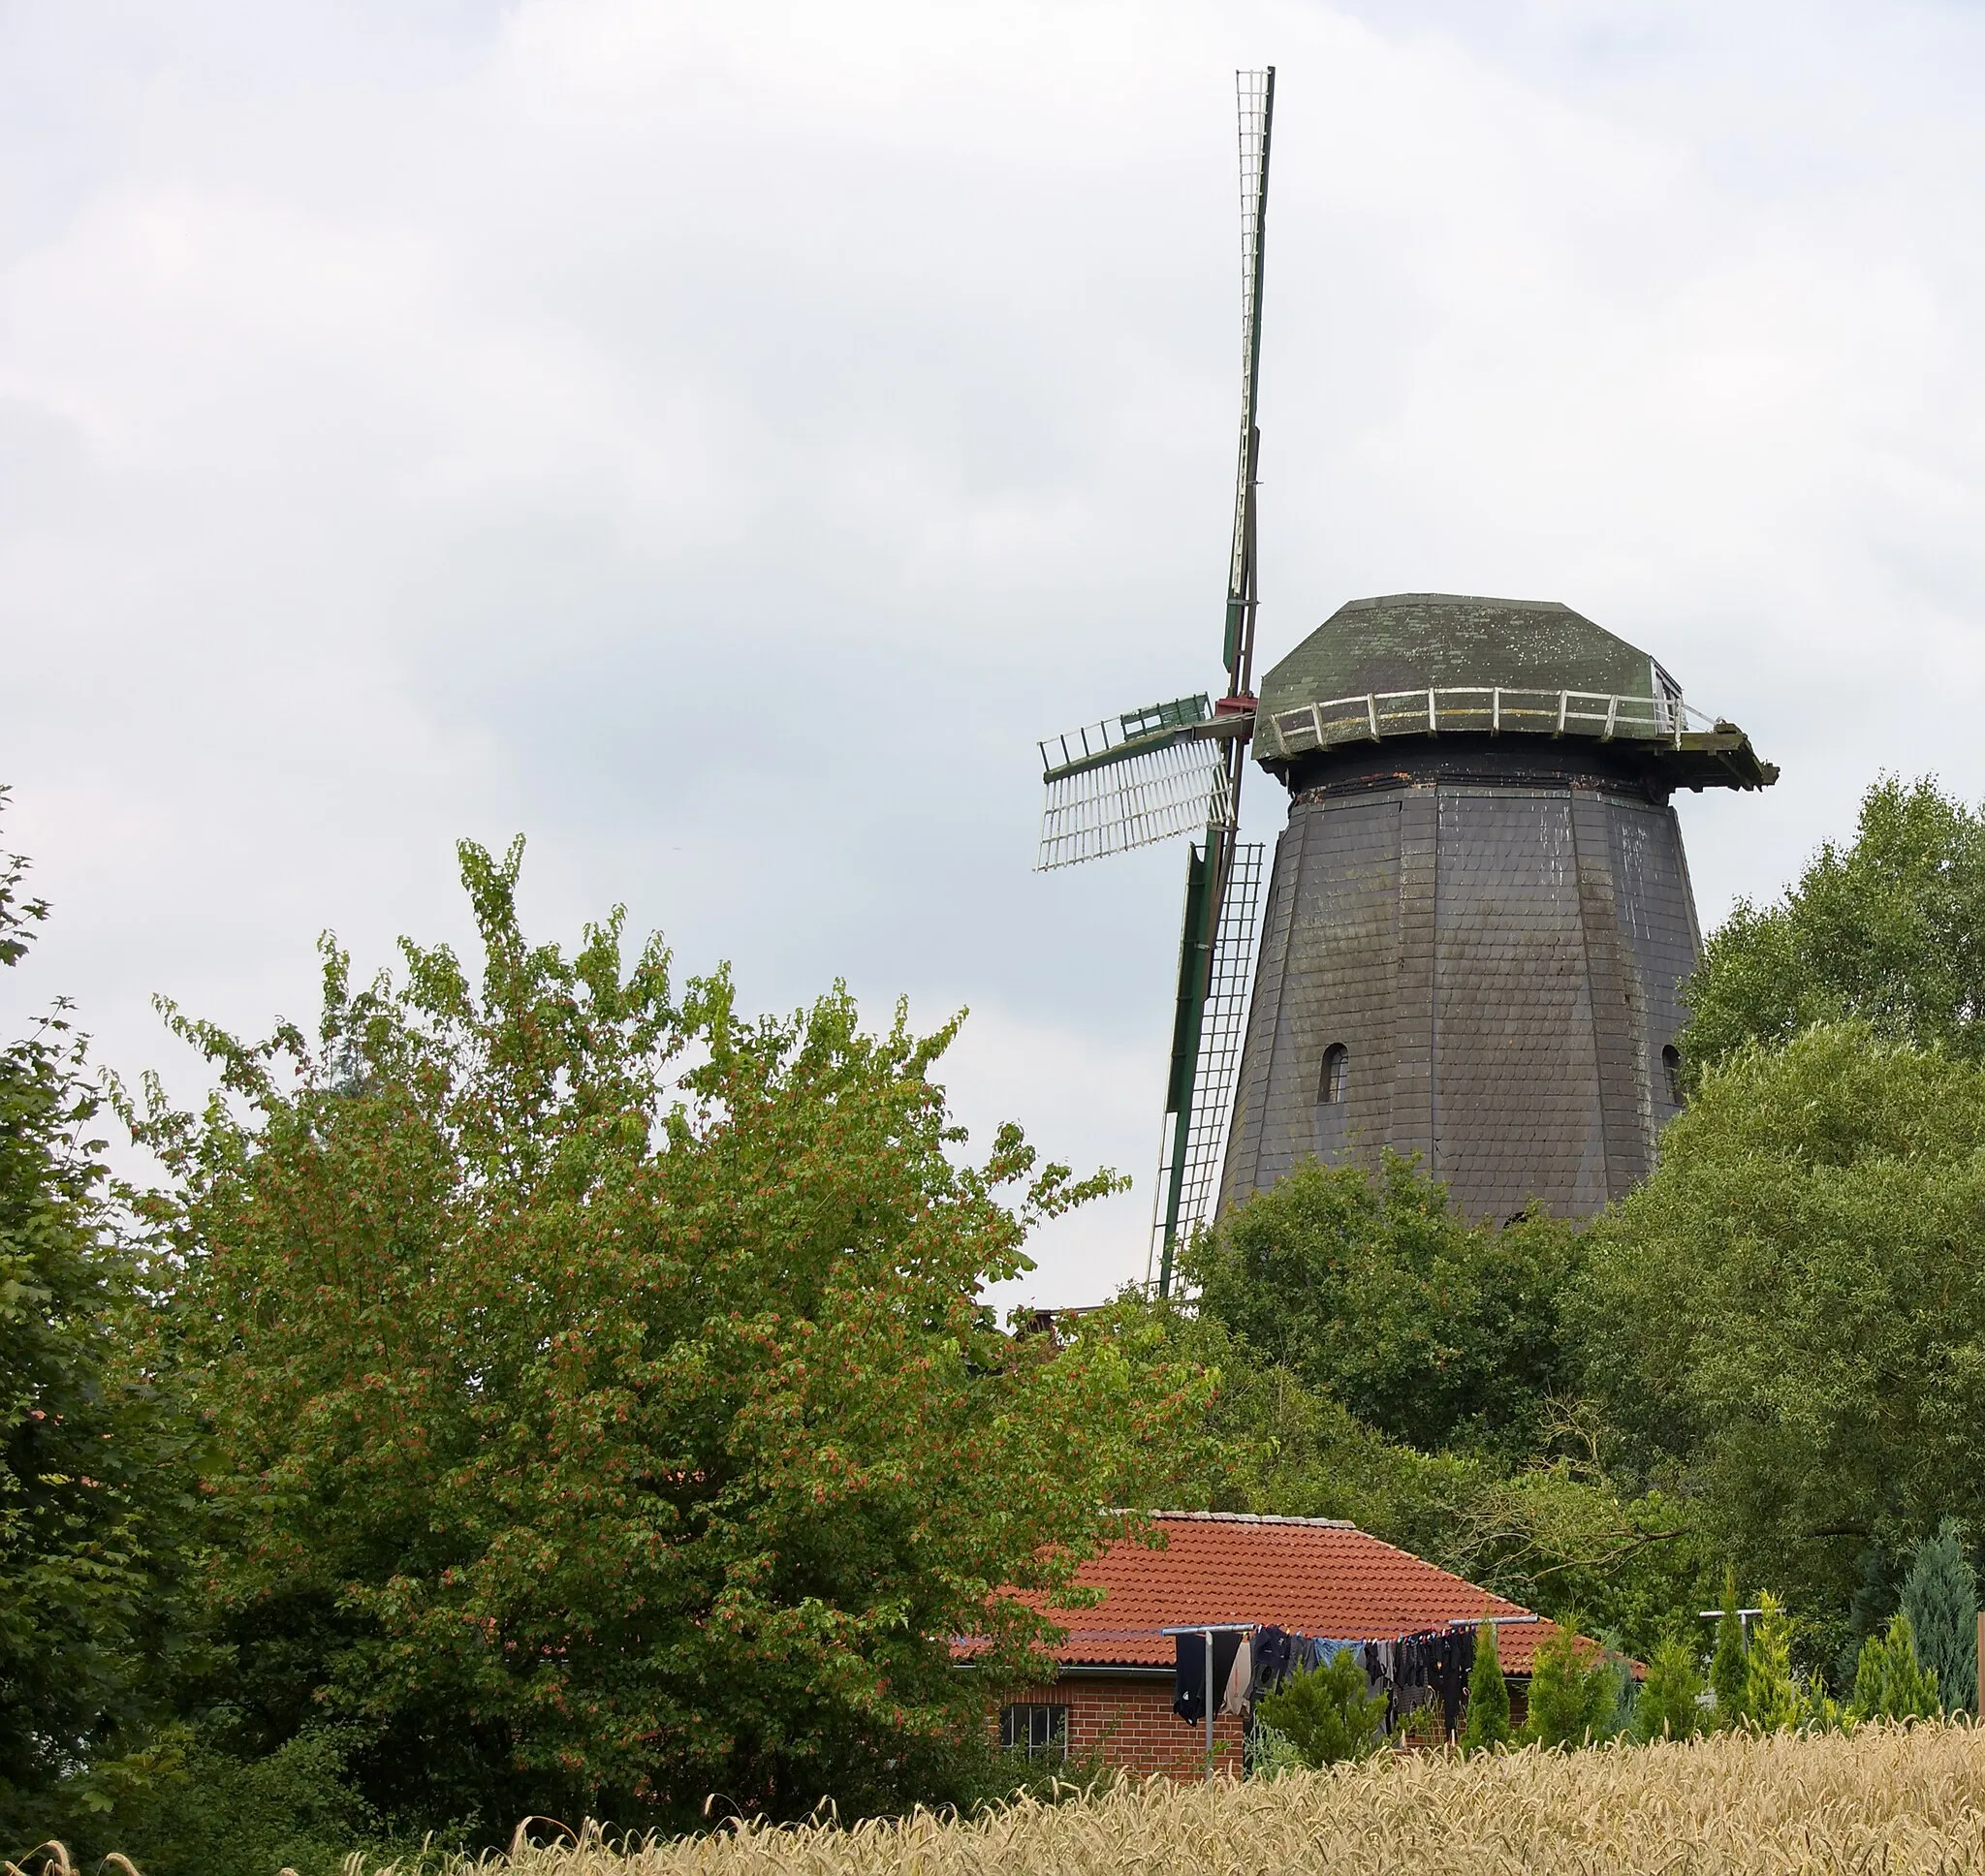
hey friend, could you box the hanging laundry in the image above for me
[1219,1633,1255,1716]
[1250,1624,1297,1701]
[1172,1628,1244,1725]
[1432,1626,1478,1737]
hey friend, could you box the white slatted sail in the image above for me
[1035,738,1232,871]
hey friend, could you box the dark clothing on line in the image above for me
[1173,1628,1244,1725]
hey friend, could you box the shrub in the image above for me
[1900,1520,1978,1715]
[1851,1610,1940,1722]
[1710,1566,1749,1731]
[1254,1653,1386,1767]
[1520,1623,1616,1750]
[1742,1594,1801,1734]
[1459,1622,1510,1754]
[1634,1635,1707,1742]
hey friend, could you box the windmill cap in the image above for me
[1261,593,1657,708]
[1252,593,1775,791]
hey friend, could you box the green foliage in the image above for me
[1851,1610,1941,1722]
[42,1725,394,1876]
[1186,1154,1582,1457]
[1253,1652,1386,1767]
[1742,1594,1801,1734]
[1683,776,1985,1076]
[1119,1299,1707,1664]
[1518,1622,1616,1749]
[1569,1025,1985,1621]
[1245,1722,1310,1779]
[1899,1521,1978,1715]
[0,803,194,1840]
[1632,1635,1705,1742]
[1710,1567,1749,1732]
[1458,1621,1509,1753]
[123,836,1207,1833]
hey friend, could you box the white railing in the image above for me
[1260,685,1716,762]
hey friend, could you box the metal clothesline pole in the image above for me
[1204,1629,1213,1778]
[1161,1623,1256,1782]
[1700,1606,1766,1638]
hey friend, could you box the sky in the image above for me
[6,0,1985,1307]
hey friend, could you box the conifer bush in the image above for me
[1632,1636,1706,1742]
[1519,1623,1616,1749]
[1851,1611,1941,1722]
[1459,1620,1509,1754]
[1899,1521,1977,1715]
[1709,1566,1749,1731]
[1741,1594,1801,1733]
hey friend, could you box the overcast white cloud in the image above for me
[5,0,1984,1305]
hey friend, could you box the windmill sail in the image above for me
[1152,68,1274,1295]
[1025,67,1275,1298]
[1035,697,1234,870]
[1149,838,1265,1278]
[1223,68,1274,682]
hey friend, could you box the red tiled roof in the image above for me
[983,1510,1562,1677]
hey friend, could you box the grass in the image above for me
[364,1723,1985,1876]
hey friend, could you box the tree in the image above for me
[1127,1303,1707,1667]
[127,837,1209,1833]
[1900,1521,1978,1716]
[1186,1154,1582,1457]
[1632,1636,1705,1742]
[1683,776,1985,1077]
[1519,1622,1616,1749]
[1459,1621,1510,1753]
[1851,1611,1940,1722]
[1742,1594,1801,1734]
[1710,1568,1749,1733]
[1254,1652,1386,1767]
[0,802,191,1839]
[1568,1024,1985,1630]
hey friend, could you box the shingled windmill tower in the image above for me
[1217,595,1777,1223]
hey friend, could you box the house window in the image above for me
[1662,1044,1685,1108]
[1319,1043,1349,1105]
[999,1704,1068,1760]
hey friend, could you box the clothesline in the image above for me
[1170,1617,1519,1757]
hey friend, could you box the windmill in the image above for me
[1033,69,1275,1298]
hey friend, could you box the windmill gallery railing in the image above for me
[1256,685,1718,763]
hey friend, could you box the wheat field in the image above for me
[399,1724,1985,1876]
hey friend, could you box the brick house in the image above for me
[969,1510,1574,1778]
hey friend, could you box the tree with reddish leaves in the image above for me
[132,837,1206,1834]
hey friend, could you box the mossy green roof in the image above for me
[1257,594,1658,719]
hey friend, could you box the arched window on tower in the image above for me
[1319,1043,1349,1106]
[1662,1044,1685,1109]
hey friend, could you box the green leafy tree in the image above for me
[1851,1610,1940,1722]
[1128,1305,1707,1666]
[0,804,193,1841]
[1683,776,1985,1076]
[126,837,1209,1834]
[1709,1566,1749,1733]
[1632,1635,1705,1742]
[1254,1652,1386,1767]
[1900,1521,1978,1715]
[1568,1025,1985,1629]
[1186,1154,1582,1457]
[1519,1621,1616,1749]
[1459,1621,1510,1753]
[1742,1593,1801,1733]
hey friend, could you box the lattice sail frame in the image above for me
[1227,69,1271,622]
[1035,739,1233,871]
[1149,839,1265,1276]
